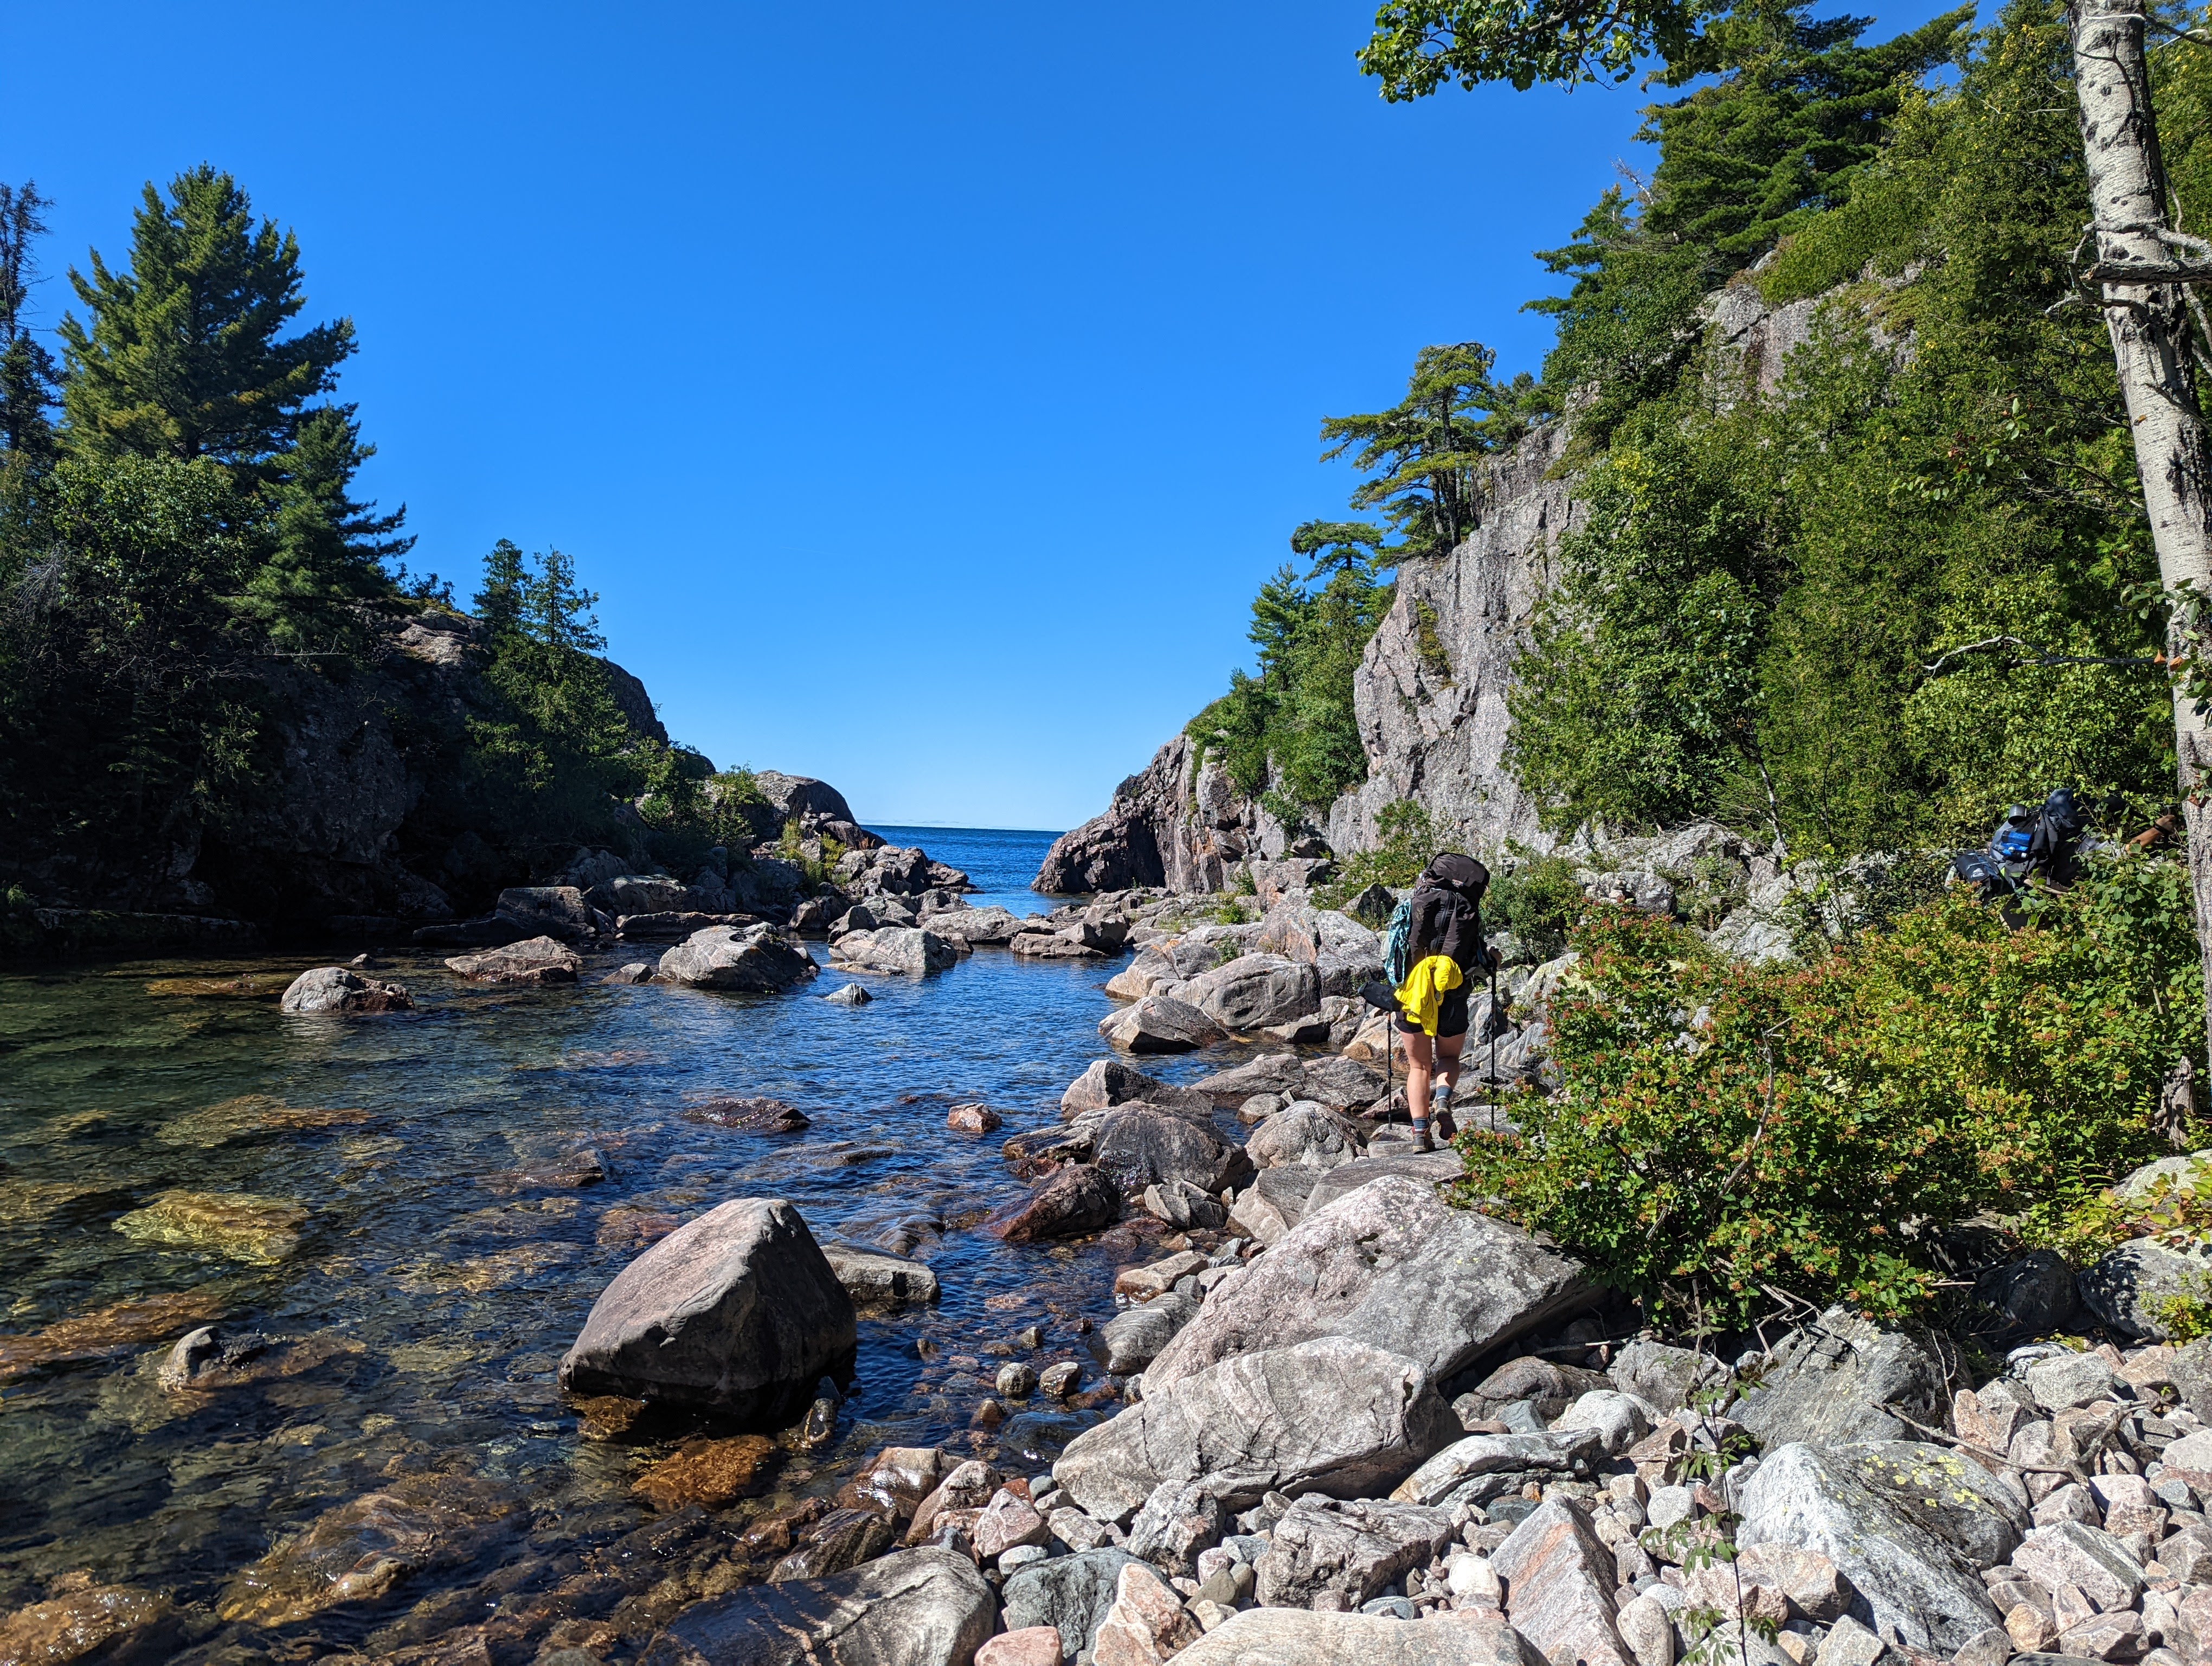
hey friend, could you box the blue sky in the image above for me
[4,2,1962,831]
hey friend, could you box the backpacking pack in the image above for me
[1383,894,1417,989]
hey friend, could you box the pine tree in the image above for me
[58,166,353,477]
[237,408,414,652]
[523,547,605,652]
[475,540,528,640]
[0,181,60,466]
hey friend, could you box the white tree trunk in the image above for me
[2073,0,2212,1055]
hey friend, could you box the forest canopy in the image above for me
[1195,0,2186,860]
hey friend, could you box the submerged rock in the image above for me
[0,1584,179,1666]
[0,1290,228,1381]
[443,934,582,984]
[280,965,414,1013]
[113,1190,308,1265]
[683,1097,812,1133]
[559,1197,857,1424]
[216,1475,527,1626]
[638,1546,994,1666]
[633,1434,781,1510]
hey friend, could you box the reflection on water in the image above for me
[0,828,1256,1660]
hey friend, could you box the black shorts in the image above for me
[1394,986,1469,1039]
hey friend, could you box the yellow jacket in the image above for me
[1396,954,1464,1037]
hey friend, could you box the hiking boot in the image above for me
[1410,1118,1433,1154]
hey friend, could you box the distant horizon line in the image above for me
[860,821,1068,836]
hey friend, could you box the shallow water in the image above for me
[0,827,1255,1661]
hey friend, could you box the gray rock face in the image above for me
[638,1545,993,1666]
[1034,732,1262,895]
[1051,1336,1457,1523]
[279,966,414,1014]
[2078,1236,2212,1341]
[828,927,957,975]
[1000,1547,1149,1659]
[1826,1441,2027,1569]
[1390,1428,1604,1509]
[1101,1292,1199,1374]
[444,934,583,984]
[1088,1105,1244,1195]
[1254,1495,1455,1609]
[1303,1150,1466,1215]
[1097,995,1224,1053]
[1227,1164,1323,1245]
[1143,1178,1227,1231]
[1181,952,1323,1030]
[1298,1054,1388,1110]
[1126,1477,1229,1575]
[1142,1174,1593,1394]
[917,906,1025,945]
[1172,1607,1545,1666]
[558,1197,856,1424]
[494,885,594,941]
[1607,1340,1727,1414]
[1737,1441,2004,1654]
[658,924,819,991]
[1731,1306,1945,1448]
[1247,1101,1366,1171]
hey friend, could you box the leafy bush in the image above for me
[1314,800,1441,907]
[1455,853,2204,1328]
[1486,845,1586,961]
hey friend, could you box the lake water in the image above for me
[0,826,1260,1661]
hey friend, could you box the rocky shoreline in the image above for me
[7,858,2208,1666]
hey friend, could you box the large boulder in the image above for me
[1142,1174,1593,1394]
[1247,1101,1365,1170]
[445,934,583,984]
[279,966,413,1013]
[658,924,819,991]
[1256,901,1387,998]
[1297,1054,1388,1111]
[1051,1336,1457,1523]
[1824,1440,2028,1568]
[1303,1150,1465,1214]
[558,1197,856,1424]
[1194,1053,1308,1102]
[1171,1607,1542,1666]
[819,1245,940,1312]
[1737,1442,2004,1655]
[829,927,959,975]
[1098,995,1224,1053]
[1089,1106,1245,1195]
[1390,1428,1605,1510]
[1491,1498,1631,1666]
[921,906,1027,945]
[986,1164,1121,1244]
[1254,1494,1456,1609]
[1181,952,1322,1030]
[1060,1058,1210,1119]
[638,1546,994,1666]
[494,885,594,941]
[2079,1236,2212,1341]
[1732,1306,1946,1449]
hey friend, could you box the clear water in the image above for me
[0,826,1257,1661]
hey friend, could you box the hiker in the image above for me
[1391,852,1499,1152]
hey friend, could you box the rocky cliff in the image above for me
[1036,279,1833,894]
[4,605,861,951]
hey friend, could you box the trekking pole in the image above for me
[1489,959,1499,1135]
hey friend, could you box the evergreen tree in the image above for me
[523,547,605,652]
[0,181,60,466]
[475,539,528,640]
[58,166,353,477]
[237,407,414,652]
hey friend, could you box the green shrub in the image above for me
[1455,853,2204,1328]
[1486,846,1586,960]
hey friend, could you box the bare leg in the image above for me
[1400,1029,1433,1142]
[1433,1033,1466,1138]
